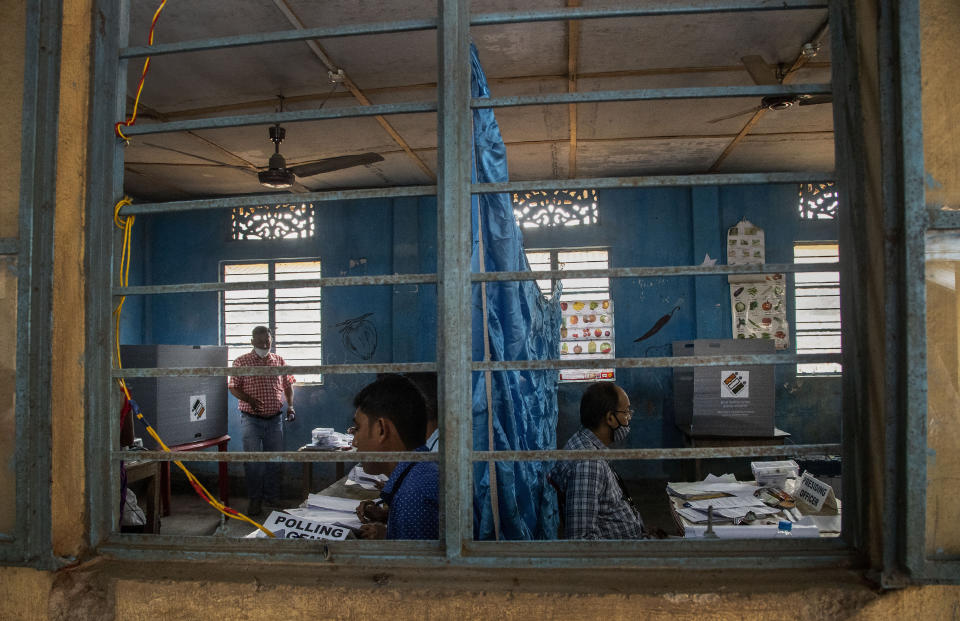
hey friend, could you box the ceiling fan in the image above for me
[707,52,832,124]
[257,123,384,189]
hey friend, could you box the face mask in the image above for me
[254,347,270,357]
[612,423,631,444]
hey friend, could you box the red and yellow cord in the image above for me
[114,0,168,141]
[113,197,275,537]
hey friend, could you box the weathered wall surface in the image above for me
[0,1,958,620]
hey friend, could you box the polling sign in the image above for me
[263,511,350,540]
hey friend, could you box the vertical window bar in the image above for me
[86,0,131,550]
[437,0,471,559]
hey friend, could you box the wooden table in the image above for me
[125,460,160,533]
[160,434,230,516]
[299,445,349,498]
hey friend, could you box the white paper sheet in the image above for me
[685,495,767,510]
[305,494,365,513]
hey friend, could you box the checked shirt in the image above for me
[229,351,295,417]
[551,427,646,540]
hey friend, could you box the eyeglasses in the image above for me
[614,408,634,417]
[346,425,357,435]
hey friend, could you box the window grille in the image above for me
[222,260,323,383]
[794,243,841,374]
[798,183,839,220]
[513,189,598,228]
[231,203,315,240]
[526,249,615,381]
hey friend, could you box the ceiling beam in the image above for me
[707,18,831,172]
[567,0,580,178]
[271,0,436,182]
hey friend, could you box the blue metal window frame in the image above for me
[75,0,951,580]
[1,0,61,568]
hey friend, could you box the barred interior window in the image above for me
[798,183,838,220]
[231,203,316,240]
[513,189,598,228]
[526,248,615,382]
[222,260,323,383]
[794,243,842,375]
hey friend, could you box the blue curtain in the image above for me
[469,43,562,540]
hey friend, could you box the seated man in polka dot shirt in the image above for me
[350,375,438,540]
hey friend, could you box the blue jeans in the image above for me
[241,413,284,502]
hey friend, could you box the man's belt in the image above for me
[242,411,282,419]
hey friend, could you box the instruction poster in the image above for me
[730,275,789,349]
[727,219,765,266]
[559,299,615,382]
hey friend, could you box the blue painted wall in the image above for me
[124,184,839,490]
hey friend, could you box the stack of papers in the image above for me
[299,494,365,529]
[345,465,389,490]
[307,428,353,450]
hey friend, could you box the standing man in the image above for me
[349,375,438,540]
[550,382,647,539]
[228,326,296,517]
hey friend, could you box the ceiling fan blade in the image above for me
[798,94,833,106]
[740,55,779,86]
[290,152,385,178]
[707,105,762,124]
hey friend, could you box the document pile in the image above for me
[308,427,353,450]
[345,464,389,490]
[247,494,364,540]
[667,474,820,538]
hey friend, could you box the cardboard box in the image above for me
[672,339,776,437]
[120,345,229,448]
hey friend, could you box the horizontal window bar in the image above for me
[113,450,434,463]
[113,263,837,297]
[470,1,829,27]
[472,262,841,282]
[472,171,835,194]
[474,353,842,371]
[115,273,437,296]
[119,101,437,137]
[118,2,826,61]
[121,18,439,59]
[111,353,839,379]
[98,539,853,571]
[474,84,832,109]
[120,185,438,216]
[473,443,841,462]
[0,238,17,255]
[927,208,959,229]
[113,361,435,378]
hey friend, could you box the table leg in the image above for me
[160,461,171,517]
[336,462,345,480]
[302,462,312,498]
[217,439,229,506]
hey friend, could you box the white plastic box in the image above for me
[751,459,799,488]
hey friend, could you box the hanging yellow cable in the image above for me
[115,0,168,141]
[113,197,275,537]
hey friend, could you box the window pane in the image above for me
[925,231,960,557]
[0,257,15,533]
[794,243,842,375]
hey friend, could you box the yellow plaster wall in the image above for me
[51,0,93,559]
[0,567,51,621]
[921,0,960,208]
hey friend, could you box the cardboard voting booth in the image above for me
[672,339,776,437]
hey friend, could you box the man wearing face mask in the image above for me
[228,326,296,517]
[550,382,647,539]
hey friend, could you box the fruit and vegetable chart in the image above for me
[729,275,789,349]
[559,299,615,381]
